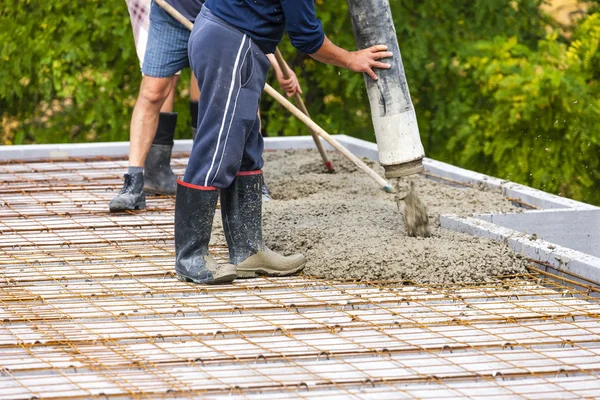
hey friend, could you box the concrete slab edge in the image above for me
[440,215,600,284]
[331,135,594,211]
[475,207,600,220]
[2,135,594,212]
[422,158,594,211]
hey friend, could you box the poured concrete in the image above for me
[257,150,527,283]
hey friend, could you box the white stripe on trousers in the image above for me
[204,34,248,187]
[213,40,252,184]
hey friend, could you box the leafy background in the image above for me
[1,0,599,204]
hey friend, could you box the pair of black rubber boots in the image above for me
[175,173,306,284]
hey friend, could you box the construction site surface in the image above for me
[2,140,600,399]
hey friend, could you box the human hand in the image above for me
[276,68,302,97]
[347,45,393,80]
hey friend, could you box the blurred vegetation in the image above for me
[1,0,598,204]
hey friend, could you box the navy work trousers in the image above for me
[184,6,270,189]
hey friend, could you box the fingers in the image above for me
[369,45,388,52]
[280,78,294,91]
[365,61,391,80]
[371,61,392,69]
[348,45,393,80]
[376,51,393,59]
[286,83,297,97]
[281,79,301,97]
[365,67,378,81]
[364,59,391,80]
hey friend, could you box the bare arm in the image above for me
[310,36,392,80]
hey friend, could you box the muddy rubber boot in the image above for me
[220,172,306,278]
[144,112,177,195]
[144,144,177,195]
[109,172,146,212]
[175,181,237,284]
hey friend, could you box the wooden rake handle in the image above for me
[273,49,334,172]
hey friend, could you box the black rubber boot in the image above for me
[220,172,306,278]
[109,172,146,212]
[144,112,177,195]
[175,181,237,284]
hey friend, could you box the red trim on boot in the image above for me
[236,170,262,176]
[177,180,217,191]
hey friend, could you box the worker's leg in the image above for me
[174,9,253,284]
[220,112,305,278]
[125,0,181,197]
[179,8,305,283]
[140,75,181,196]
[128,76,177,168]
[110,0,190,212]
[160,77,177,113]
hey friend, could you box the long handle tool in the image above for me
[273,48,334,172]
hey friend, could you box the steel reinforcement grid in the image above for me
[1,154,600,399]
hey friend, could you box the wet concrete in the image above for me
[215,150,529,283]
[396,180,431,238]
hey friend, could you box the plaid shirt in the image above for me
[125,0,151,47]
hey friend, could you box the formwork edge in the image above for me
[440,214,600,285]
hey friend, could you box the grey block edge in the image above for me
[422,158,595,211]
[441,215,600,285]
[332,135,594,211]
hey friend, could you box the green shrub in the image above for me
[1,1,141,144]
[447,12,600,204]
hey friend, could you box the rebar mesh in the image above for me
[2,155,600,399]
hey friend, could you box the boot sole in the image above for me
[236,262,306,279]
[176,272,236,285]
[109,201,146,213]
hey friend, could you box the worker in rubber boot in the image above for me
[110,0,300,212]
[177,1,392,284]
[111,0,203,213]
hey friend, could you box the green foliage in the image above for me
[1,0,598,204]
[447,12,600,204]
[1,0,135,144]
[0,0,193,145]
